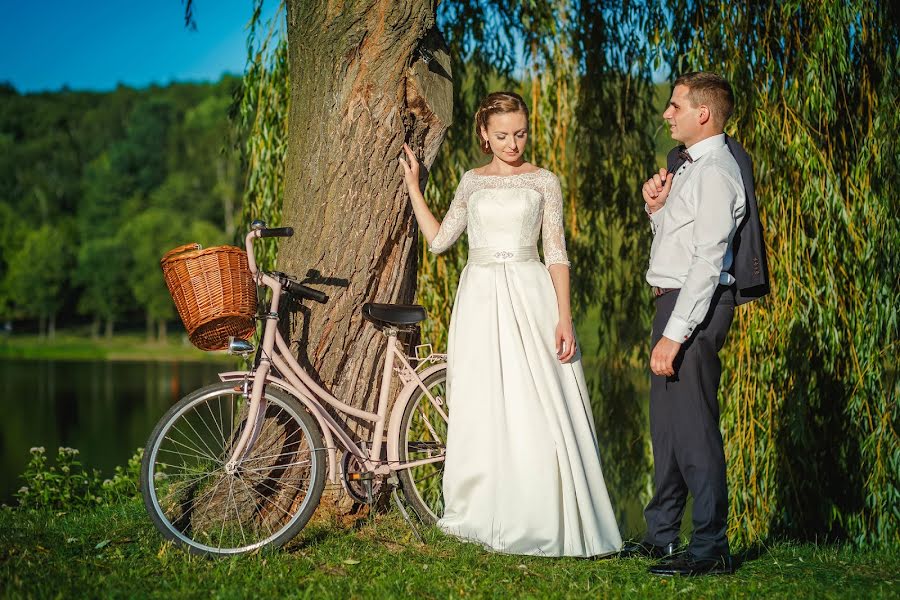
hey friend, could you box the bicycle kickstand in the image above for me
[388,475,426,545]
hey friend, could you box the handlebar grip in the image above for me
[284,279,328,303]
[259,227,294,238]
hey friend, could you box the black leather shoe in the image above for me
[648,552,734,576]
[618,540,679,559]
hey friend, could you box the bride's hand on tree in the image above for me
[555,319,576,363]
[399,143,421,195]
[399,142,441,244]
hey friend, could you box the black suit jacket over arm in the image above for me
[665,136,770,305]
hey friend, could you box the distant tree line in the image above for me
[0,77,243,340]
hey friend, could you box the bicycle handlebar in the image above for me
[244,226,327,305]
[258,227,294,238]
[284,278,328,303]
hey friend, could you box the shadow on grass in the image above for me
[732,541,770,570]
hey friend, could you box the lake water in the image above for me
[0,357,655,539]
[0,359,225,504]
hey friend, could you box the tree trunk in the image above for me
[48,313,56,340]
[105,317,114,339]
[146,311,153,343]
[279,2,452,429]
[90,317,100,340]
[157,319,167,344]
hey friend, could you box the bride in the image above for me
[399,91,622,557]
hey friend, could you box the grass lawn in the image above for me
[2,497,897,599]
[0,333,233,363]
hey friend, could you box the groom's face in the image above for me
[663,85,701,145]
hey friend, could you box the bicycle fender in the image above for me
[217,371,338,483]
[385,362,448,465]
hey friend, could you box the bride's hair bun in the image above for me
[474,92,529,155]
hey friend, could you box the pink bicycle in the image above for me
[141,221,449,555]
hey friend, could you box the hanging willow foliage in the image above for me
[422,1,663,521]
[567,0,667,527]
[655,0,899,546]
[235,0,663,528]
[235,0,896,546]
[235,1,289,272]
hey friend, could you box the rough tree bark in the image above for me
[279,2,452,432]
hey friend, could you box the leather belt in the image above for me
[468,246,540,265]
[652,286,678,297]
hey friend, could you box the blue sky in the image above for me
[0,2,668,93]
[0,1,280,93]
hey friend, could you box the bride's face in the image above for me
[481,111,528,162]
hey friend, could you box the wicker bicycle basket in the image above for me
[160,243,257,351]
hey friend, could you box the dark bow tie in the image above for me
[678,149,694,164]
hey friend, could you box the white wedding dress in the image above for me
[430,168,622,557]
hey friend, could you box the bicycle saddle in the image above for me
[362,303,427,326]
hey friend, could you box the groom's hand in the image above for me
[642,168,673,213]
[650,336,681,377]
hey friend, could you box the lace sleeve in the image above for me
[429,172,470,254]
[541,172,570,267]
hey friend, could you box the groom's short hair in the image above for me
[674,72,735,125]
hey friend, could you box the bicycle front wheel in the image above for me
[141,381,326,555]
[397,366,448,524]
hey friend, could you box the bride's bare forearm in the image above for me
[409,187,441,244]
[548,264,572,322]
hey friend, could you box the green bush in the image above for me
[14,446,143,511]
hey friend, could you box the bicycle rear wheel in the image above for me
[396,366,448,524]
[141,381,325,555]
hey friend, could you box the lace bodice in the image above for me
[429,168,570,267]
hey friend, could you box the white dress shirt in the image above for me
[645,134,746,343]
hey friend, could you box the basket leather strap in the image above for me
[160,243,202,264]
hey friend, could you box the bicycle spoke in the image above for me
[178,407,222,464]
[157,466,228,539]
[240,459,311,472]
[410,468,443,483]
[194,400,227,461]
[417,405,445,444]
[398,370,449,525]
[167,422,220,463]
[217,475,233,551]
[216,396,234,456]
[230,475,248,547]
[237,473,299,523]
[161,436,220,469]
[157,444,220,466]
[239,442,309,464]
[236,472,276,540]
[160,468,223,499]
[249,471,314,495]
[203,395,232,462]
[248,477,312,517]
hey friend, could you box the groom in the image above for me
[620,72,768,576]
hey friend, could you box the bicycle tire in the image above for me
[140,381,326,555]
[396,366,448,524]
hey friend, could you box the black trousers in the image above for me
[643,286,734,559]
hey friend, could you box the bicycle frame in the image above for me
[219,229,448,484]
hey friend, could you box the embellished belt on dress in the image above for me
[467,246,540,265]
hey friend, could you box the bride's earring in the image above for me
[483,139,491,152]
